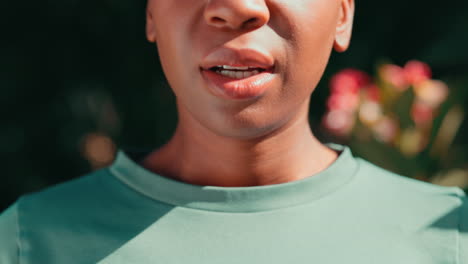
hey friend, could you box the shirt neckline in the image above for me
[109,144,359,213]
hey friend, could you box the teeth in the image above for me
[218,69,261,79]
[219,65,252,70]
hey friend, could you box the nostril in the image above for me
[245,18,258,25]
[210,17,226,25]
[242,18,259,29]
[204,1,270,30]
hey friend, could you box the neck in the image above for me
[142,110,337,187]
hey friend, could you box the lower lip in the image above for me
[201,69,276,100]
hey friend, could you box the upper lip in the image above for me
[200,47,275,71]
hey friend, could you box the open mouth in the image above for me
[208,65,270,79]
[201,65,277,100]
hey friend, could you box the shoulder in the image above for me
[0,204,19,263]
[351,159,468,261]
[356,158,464,201]
[1,167,126,243]
[0,168,140,263]
[0,173,106,264]
[14,167,136,230]
[352,158,465,228]
[458,195,468,263]
[18,168,112,212]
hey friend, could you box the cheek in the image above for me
[284,7,338,94]
[154,31,196,101]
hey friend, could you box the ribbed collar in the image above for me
[109,144,359,213]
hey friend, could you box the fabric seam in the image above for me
[103,167,174,207]
[108,158,361,214]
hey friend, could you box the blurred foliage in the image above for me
[320,61,467,188]
[1,0,468,211]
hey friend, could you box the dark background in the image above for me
[1,0,468,211]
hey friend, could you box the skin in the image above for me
[142,0,355,187]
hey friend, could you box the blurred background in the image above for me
[1,0,467,211]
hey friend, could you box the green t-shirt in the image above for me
[1,145,467,263]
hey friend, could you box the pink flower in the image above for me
[372,116,399,143]
[411,101,434,126]
[363,84,381,102]
[330,69,371,95]
[322,110,355,137]
[379,64,409,91]
[404,60,432,85]
[326,92,360,112]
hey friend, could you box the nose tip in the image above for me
[204,0,270,31]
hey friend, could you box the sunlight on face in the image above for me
[146,0,354,139]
